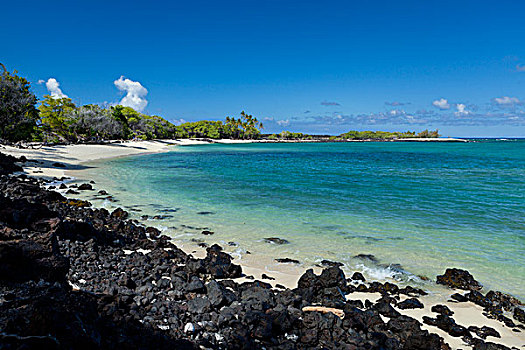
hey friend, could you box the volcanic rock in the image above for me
[264,237,290,245]
[436,268,482,291]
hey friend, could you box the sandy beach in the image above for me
[1,139,524,350]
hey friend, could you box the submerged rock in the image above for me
[263,237,290,245]
[275,258,300,264]
[353,253,379,263]
[320,259,343,267]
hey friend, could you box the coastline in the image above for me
[1,140,524,349]
[0,137,468,179]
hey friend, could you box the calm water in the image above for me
[82,140,525,299]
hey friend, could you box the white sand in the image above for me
[2,139,523,349]
[0,139,210,179]
[393,137,468,142]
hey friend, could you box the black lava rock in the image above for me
[78,183,93,190]
[436,268,482,291]
[397,298,424,310]
[431,304,454,316]
[263,237,290,245]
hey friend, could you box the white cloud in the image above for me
[277,119,290,127]
[432,98,450,110]
[114,76,148,112]
[494,96,520,105]
[39,78,68,99]
[389,109,404,116]
[455,103,470,116]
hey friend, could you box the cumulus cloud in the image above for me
[516,64,525,72]
[454,103,470,116]
[320,101,341,106]
[114,76,148,112]
[277,119,290,127]
[493,96,520,105]
[39,78,68,99]
[432,98,450,110]
[389,109,404,116]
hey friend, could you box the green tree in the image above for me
[0,63,39,141]
[39,95,76,141]
[224,111,264,139]
[70,105,125,141]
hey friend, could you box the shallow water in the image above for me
[80,140,525,299]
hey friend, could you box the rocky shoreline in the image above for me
[1,152,523,349]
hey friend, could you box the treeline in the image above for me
[38,98,176,142]
[267,131,314,140]
[267,129,440,141]
[337,129,440,140]
[0,66,263,143]
[177,113,263,139]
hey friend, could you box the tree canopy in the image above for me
[0,63,39,141]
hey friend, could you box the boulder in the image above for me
[436,268,482,291]
[397,298,424,310]
[111,208,129,220]
[351,272,366,281]
[202,244,242,279]
[78,183,93,191]
[431,304,454,316]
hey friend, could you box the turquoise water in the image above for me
[82,140,525,299]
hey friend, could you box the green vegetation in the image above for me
[0,64,39,141]
[267,131,313,140]
[268,129,440,141]
[36,95,178,143]
[174,111,264,139]
[338,129,439,140]
[1,65,441,143]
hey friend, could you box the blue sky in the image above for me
[2,0,525,137]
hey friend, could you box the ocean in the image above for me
[80,139,525,299]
